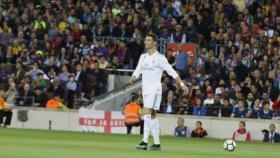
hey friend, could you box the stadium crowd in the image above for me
[0,0,279,121]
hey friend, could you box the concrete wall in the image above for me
[9,107,280,140]
[93,81,141,111]
[107,75,131,92]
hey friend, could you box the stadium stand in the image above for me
[0,0,279,121]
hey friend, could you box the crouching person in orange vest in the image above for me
[0,88,14,128]
[124,93,143,135]
[46,94,68,111]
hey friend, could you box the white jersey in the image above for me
[132,51,179,95]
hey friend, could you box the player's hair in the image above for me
[131,93,139,102]
[262,101,270,106]
[196,121,202,125]
[240,121,246,126]
[269,123,275,128]
[238,99,245,103]
[146,33,158,42]
[178,117,184,121]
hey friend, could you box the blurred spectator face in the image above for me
[245,77,251,84]
[38,74,43,80]
[99,56,105,63]
[254,99,261,108]
[16,62,22,69]
[23,84,30,92]
[210,32,216,38]
[264,80,272,87]
[224,99,231,107]
[235,33,241,41]
[62,65,68,72]
[254,70,261,79]
[247,93,254,101]
[196,121,202,128]
[239,122,246,131]
[196,98,203,106]
[177,117,185,128]
[81,35,87,43]
[61,47,66,54]
[234,85,241,92]
[250,85,257,93]
[69,76,75,82]
[238,100,245,109]
[229,71,236,80]
[112,57,119,64]
[166,49,173,56]
[219,79,225,85]
[262,92,269,101]
[0,89,4,96]
[34,89,42,95]
[187,19,193,28]
[214,95,221,102]
[207,92,213,98]
[269,124,276,133]
[54,95,60,100]
[163,76,170,84]
[175,25,182,32]
[264,103,270,111]
[236,92,243,100]
[120,23,126,30]
[76,64,82,72]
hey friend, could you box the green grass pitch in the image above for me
[0,128,278,158]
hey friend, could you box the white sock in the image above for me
[142,114,151,143]
[167,103,172,113]
[151,118,160,145]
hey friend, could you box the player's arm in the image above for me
[130,55,143,83]
[161,56,189,93]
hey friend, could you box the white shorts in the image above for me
[143,94,162,110]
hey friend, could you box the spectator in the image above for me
[58,65,70,83]
[33,87,49,107]
[0,88,13,128]
[246,98,261,118]
[272,95,280,116]
[123,93,143,135]
[16,83,34,106]
[246,92,255,109]
[221,98,233,117]
[174,117,188,137]
[204,89,215,106]
[175,46,188,75]
[192,98,206,116]
[231,100,248,118]
[232,121,251,142]
[47,79,65,99]
[32,73,47,90]
[259,102,273,119]
[262,124,280,143]
[191,121,208,138]
[5,79,18,105]
[13,62,26,84]
[110,56,123,69]
[46,95,68,110]
[98,56,109,69]
[261,92,273,109]
[170,25,186,43]
[66,75,77,109]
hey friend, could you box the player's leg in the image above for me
[136,107,152,150]
[3,111,12,127]
[150,94,162,150]
[125,123,132,134]
[167,90,174,113]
